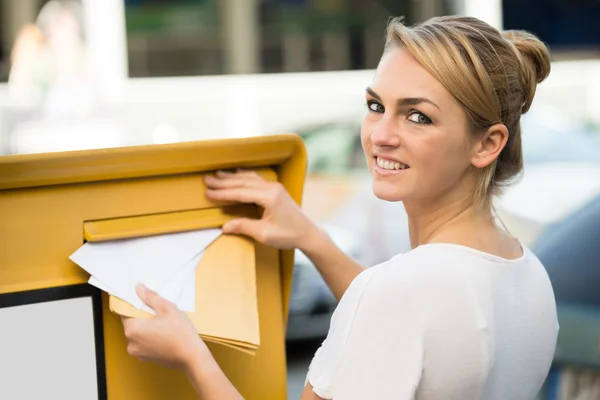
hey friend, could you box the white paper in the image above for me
[70,228,221,312]
[88,256,198,313]
[158,251,204,312]
[88,276,117,297]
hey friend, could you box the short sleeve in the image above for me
[306,261,426,399]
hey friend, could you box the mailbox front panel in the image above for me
[0,167,287,400]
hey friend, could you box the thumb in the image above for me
[222,218,262,239]
[136,283,170,314]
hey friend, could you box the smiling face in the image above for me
[361,47,478,205]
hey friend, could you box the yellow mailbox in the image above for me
[0,134,307,400]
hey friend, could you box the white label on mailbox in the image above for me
[0,297,99,400]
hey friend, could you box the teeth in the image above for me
[377,157,408,171]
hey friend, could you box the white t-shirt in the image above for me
[306,241,559,399]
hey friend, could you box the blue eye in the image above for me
[408,111,432,124]
[366,101,384,113]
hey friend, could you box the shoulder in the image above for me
[347,244,513,324]
[355,246,469,298]
[306,249,451,398]
[320,249,451,341]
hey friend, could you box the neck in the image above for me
[403,190,493,249]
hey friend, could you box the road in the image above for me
[286,339,322,400]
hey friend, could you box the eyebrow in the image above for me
[365,87,440,110]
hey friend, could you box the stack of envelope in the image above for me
[69,229,260,353]
[70,229,222,314]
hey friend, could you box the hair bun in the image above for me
[502,30,551,113]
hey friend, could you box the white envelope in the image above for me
[88,252,201,313]
[158,251,204,312]
[70,229,222,311]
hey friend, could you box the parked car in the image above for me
[531,192,600,398]
[534,192,600,307]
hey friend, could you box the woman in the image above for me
[122,15,559,399]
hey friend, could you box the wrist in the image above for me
[182,337,213,373]
[297,224,330,256]
[184,355,218,381]
[183,344,244,400]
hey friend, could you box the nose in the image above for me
[370,117,400,148]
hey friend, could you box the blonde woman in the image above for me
[122,15,559,399]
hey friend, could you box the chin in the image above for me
[371,180,406,202]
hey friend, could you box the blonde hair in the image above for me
[385,16,551,207]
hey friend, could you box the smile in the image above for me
[376,156,410,171]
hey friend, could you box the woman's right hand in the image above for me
[204,169,320,251]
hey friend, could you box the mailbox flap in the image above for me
[84,205,258,242]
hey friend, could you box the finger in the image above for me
[136,283,171,314]
[222,217,264,240]
[215,169,263,181]
[233,169,264,180]
[121,317,141,339]
[121,316,132,334]
[205,187,270,207]
[205,175,265,190]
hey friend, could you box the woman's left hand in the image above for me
[121,284,210,370]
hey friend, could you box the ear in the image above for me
[470,123,509,169]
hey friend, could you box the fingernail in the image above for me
[136,283,147,291]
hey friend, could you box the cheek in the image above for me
[416,137,470,184]
[407,133,438,161]
[360,119,372,154]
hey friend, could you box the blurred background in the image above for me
[0,0,599,399]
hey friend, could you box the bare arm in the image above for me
[299,226,365,301]
[184,353,244,400]
[185,358,324,400]
[300,382,327,400]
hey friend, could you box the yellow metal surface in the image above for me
[0,134,307,400]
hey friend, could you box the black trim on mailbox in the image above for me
[0,284,107,400]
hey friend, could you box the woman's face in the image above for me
[361,47,476,205]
